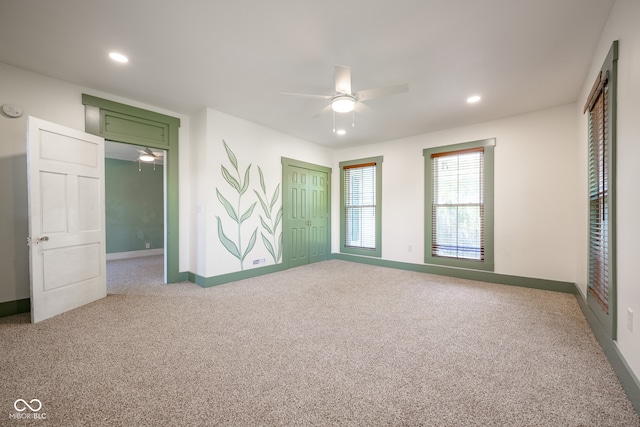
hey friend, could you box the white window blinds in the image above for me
[431,148,484,260]
[586,71,610,313]
[344,163,376,250]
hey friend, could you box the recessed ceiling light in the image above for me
[336,129,346,135]
[109,52,129,63]
[467,95,481,103]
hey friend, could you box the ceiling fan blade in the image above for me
[143,147,156,157]
[311,103,333,119]
[334,65,352,94]
[355,83,409,102]
[282,92,332,100]
[354,102,374,115]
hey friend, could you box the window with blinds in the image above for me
[583,40,616,339]
[340,157,382,257]
[423,139,494,271]
[587,74,609,313]
[431,148,484,260]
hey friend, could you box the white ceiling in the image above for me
[0,1,615,148]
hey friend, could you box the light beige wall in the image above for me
[332,103,580,283]
[576,0,640,385]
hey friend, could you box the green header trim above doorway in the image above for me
[82,94,186,283]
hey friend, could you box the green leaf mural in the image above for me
[254,166,282,263]
[216,140,257,270]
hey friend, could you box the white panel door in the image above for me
[27,117,106,323]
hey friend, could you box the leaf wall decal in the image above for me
[240,165,251,195]
[222,140,238,170]
[254,190,271,220]
[242,228,258,261]
[259,216,273,234]
[240,202,257,224]
[216,216,241,259]
[216,189,239,222]
[216,140,256,270]
[221,165,241,192]
[254,165,282,263]
[258,166,266,194]
[261,233,275,260]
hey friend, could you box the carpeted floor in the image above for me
[1,256,639,426]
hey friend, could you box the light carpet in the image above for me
[1,256,638,426]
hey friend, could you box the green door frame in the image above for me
[281,157,332,268]
[82,94,186,283]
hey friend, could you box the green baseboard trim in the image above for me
[575,293,640,414]
[331,253,578,294]
[189,263,287,288]
[0,298,30,317]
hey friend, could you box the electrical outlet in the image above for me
[145,243,151,249]
[252,258,266,265]
[627,308,634,333]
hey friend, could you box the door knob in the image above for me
[38,236,49,242]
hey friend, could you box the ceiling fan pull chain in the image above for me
[332,111,336,133]
[352,110,355,128]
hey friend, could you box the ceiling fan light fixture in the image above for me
[139,154,155,162]
[332,95,356,113]
[109,52,129,63]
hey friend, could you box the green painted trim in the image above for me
[423,138,495,272]
[575,291,640,414]
[281,157,332,174]
[281,157,332,269]
[0,298,30,317]
[586,40,618,340]
[331,253,577,294]
[82,94,180,128]
[189,263,287,288]
[339,156,383,258]
[82,94,187,283]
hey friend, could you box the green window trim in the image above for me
[584,40,618,340]
[423,139,495,271]
[339,156,383,258]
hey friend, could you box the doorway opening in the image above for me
[82,93,185,283]
[104,141,167,291]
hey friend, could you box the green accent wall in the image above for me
[105,158,164,253]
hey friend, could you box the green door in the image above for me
[308,168,329,264]
[282,159,330,268]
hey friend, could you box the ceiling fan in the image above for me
[135,147,163,171]
[136,147,162,162]
[283,65,409,132]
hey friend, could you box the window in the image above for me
[584,41,617,338]
[340,157,382,257]
[423,139,494,271]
